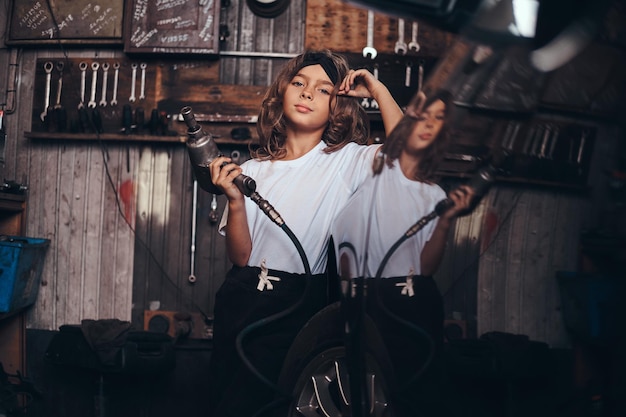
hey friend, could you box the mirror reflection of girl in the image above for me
[331,89,475,417]
[372,89,475,277]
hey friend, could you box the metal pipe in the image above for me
[189,179,198,283]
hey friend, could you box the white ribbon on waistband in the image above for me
[395,268,415,297]
[257,259,281,291]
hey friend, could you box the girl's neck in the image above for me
[282,128,324,160]
[398,152,421,180]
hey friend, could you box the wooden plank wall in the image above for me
[476,187,583,348]
[0,42,136,329]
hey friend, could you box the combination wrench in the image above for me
[99,62,110,107]
[417,61,424,92]
[408,21,420,52]
[129,63,138,102]
[110,62,120,106]
[78,62,88,109]
[362,10,377,59]
[40,61,54,121]
[87,62,100,108]
[394,19,407,55]
[53,62,64,109]
[139,63,147,100]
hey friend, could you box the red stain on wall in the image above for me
[118,180,136,227]
[481,209,499,252]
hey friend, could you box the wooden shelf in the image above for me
[25,131,186,143]
[0,193,26,236]
[24,131,257,148]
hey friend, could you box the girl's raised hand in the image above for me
[338,68,381,98]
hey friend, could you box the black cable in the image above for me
[372,212,438,393]
[223,192,314,417]
[235,221,312,402]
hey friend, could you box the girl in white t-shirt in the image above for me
[206,49,404,417]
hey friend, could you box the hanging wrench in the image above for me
[110,62,120,106]
[139,63,147,100]
[53,62,64,109]
[99,62,109,107]
[87,62,99,108]
[362,10,377,59]
[40,61,53,121]
[78,61,88,109]
[405,62,412,87]
[394,19,407,55]
[418,60,424,92]
[129,63,138,103]
[408,21,421,52]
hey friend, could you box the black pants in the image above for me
[363,276,446,417]
[208,266,329,417]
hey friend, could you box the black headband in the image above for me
[300,53,339,85]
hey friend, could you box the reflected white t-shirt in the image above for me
[219,141,380,274]
[331,161,446,278]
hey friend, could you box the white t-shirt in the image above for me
[331,161,446,278]
[219,141,380,274]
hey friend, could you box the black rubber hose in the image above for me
[373,211,438,392]
[234,219,312,412]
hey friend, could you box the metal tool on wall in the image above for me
[99,62,109,107]
[53,62,67,132]
[111,62,120,106]
[139,63,147,100]
[130,63,138,103]
[40,61,53,122]
[395,18,407,55]
[363,10,377,59]
[189,178,198,283]
[78,62,88,109]
[87,62,99,108]
[409,21,420,52]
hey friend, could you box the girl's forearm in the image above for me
[225,200,252,267]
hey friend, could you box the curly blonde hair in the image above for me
[252,50,370,160]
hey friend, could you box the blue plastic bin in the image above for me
[0,235,50,314]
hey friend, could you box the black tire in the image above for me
[275,302,398,417]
